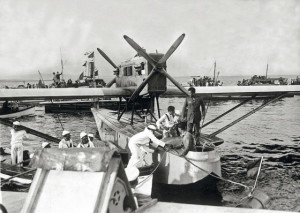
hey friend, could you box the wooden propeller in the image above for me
[96,48,119,70]
[123,34,189,102]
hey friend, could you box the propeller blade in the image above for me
[158,34,185,65]
[159,68,189,96]
[123,35,157,68]
[128,69,156,101]
[97,48,118,69]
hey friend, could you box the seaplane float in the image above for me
[1,34,300,213]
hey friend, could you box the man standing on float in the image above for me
[181,87,206,145]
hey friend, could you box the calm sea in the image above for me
[0,76,300,211]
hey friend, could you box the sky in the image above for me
[0,0,300,80]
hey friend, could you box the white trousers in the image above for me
[11,143,23,165]
[127,141,143,168]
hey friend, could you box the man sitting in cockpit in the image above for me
[156,106,179,139]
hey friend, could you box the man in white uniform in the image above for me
[156,106,179,138]
[59,130,74,148]
[10,121,28,165]
[77,132,95,148]
[127,124,170,168]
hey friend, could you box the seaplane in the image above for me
[1,34,300,213]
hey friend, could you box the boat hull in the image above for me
[154,150,221,185]
[152,173,222,205]
[0,106,35,118]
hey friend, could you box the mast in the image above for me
[60,48,64,80]
[265,63,268,78]
[213,61,216,86]
[38,70,45,85]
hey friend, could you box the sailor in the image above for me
[77,132,95,148]
[156,106,179,138]
[181,87,206,144]
[59,130,74,148]
[10,121,28,165]
[127,124,171,168]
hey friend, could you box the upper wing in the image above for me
[164,85,300,97]
[0,88,135,101]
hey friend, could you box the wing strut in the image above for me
[209,93,287,137]
[202,95,256,128]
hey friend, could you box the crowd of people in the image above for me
[189,76,223,87]
[237,75,288,86]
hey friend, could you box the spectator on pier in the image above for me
[10,121,28,165]
[127,124,171,168]
[77,132,94,148]
[156,106,179,138]
[59,130,74,148]
[181,87,206,145]
[56,71,62,83]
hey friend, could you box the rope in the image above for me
[50,99,64,130]
[235,156,264,207]
[251,156,264,193]
[182,155,249,189]
[135,147,249,190]
[135,150,167,188]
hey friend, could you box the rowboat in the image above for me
[0,106,35,118]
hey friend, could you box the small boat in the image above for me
[0,106,35,118]
[238,75,288,86]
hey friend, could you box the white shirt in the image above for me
[77,141,95,148]
[129,128,165,147]
[156,112,177,129]
[59,138,74,148]
[11,129,28,146]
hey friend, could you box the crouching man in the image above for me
[127,124,171,168]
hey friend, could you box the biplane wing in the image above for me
[164,85,300,97]
[0,87,135,101]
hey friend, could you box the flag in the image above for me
[88,52,94,58]
[82,61,87,67]
[95,70,98,76]
[79,72,84,80]
[84,51,92,56]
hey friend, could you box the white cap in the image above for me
[42,142,50,148]
[88,134,94,138]
[175,110,181,115]
[80,132,87,139]
[13,121,20,126]
[147,124,157,131]
[125,166,140,182]
[62,130,70,136]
